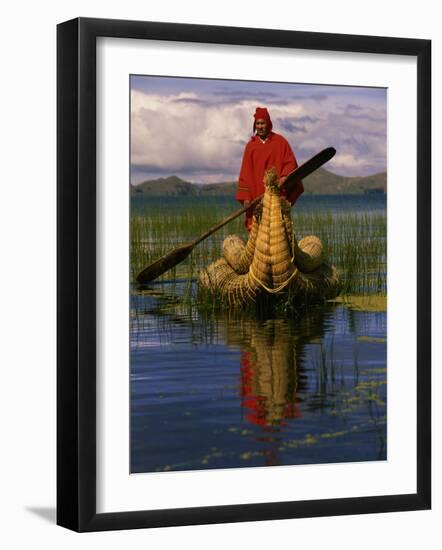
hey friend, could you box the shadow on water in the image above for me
[130,282,387,473]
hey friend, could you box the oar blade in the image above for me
[136,242,194,283]
[281,147,336,192]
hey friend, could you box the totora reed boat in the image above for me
[199,167,341,308]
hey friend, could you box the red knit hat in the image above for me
[253,107,273,133]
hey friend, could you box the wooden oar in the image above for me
[136,147,336,283]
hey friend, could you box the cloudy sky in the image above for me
[131,75,386,185]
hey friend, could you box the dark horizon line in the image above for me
[131,167,388,186]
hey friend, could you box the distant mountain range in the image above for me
[130,168,386,196]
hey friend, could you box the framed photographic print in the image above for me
[57,17,431,531]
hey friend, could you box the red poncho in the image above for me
[236,132,304,228]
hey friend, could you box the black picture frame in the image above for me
[57,17,431,532]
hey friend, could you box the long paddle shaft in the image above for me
[136,147,336,283]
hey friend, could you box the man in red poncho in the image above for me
[236,107,304,231]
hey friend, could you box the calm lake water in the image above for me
[130,194,387,473]
[131,192,387,216]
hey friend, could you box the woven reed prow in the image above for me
[263,167,280,193]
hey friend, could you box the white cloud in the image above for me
[132,91,251,172]
[131,87,386,181]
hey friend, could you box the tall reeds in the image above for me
[131,196,386,298]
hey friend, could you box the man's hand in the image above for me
[243,200,252,209]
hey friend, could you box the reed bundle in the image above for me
[199,168,341,307]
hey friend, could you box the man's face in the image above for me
[255,118,268,139]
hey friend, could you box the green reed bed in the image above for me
[130,197,386,299]
[130,198,243,283]
[292,210,386,295]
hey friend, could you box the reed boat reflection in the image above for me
[221,308,330,429]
